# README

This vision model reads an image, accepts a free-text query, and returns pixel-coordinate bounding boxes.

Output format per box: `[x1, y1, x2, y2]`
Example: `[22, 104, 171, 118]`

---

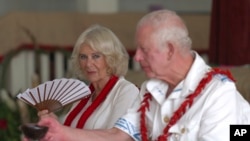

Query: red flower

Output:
[0, 119, 7, 130]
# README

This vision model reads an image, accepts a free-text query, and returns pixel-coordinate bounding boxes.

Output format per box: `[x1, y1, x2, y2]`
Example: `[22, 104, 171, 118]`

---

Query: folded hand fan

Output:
[17, 78, 91, 112]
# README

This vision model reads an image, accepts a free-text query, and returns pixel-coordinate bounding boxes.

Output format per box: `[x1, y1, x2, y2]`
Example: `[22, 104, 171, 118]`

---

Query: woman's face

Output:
[78, 44, 110, 83]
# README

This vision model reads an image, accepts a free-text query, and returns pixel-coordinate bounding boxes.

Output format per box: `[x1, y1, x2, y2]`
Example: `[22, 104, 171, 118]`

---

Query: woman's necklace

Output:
[138, 68, 235, 141]
[91, 90, 98, 101]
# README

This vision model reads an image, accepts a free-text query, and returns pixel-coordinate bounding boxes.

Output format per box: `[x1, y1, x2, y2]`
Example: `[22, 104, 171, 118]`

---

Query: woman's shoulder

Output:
[112, 77, 140, 93]
[117, 76, 138, 87]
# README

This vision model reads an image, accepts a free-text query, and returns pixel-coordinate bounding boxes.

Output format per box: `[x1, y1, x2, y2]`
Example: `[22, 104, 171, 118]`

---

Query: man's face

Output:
[134, 26, 169, 79]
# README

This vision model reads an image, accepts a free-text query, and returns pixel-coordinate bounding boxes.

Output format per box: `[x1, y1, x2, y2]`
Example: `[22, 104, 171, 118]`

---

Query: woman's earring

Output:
[106, 68, 113, 75]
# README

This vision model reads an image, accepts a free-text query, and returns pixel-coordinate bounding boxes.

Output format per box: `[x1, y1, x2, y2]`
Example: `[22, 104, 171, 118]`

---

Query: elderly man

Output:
[36, 9, 250, 141]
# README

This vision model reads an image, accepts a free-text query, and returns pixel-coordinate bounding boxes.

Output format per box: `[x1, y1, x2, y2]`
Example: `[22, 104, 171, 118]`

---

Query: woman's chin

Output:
[86, 76, 97, 82]
[145, 72, 155, 78]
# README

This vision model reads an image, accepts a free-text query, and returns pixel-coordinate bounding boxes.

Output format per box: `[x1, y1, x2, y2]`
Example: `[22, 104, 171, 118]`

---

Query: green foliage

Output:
[0, 100, 21, 141]
[0, 94, 39, 141]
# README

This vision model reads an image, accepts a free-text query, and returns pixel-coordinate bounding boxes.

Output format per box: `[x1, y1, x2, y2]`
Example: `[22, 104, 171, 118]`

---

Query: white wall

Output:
[86, 0, 118, 13]
[0, 0, 211, 16]
[119, 0, 211, 13]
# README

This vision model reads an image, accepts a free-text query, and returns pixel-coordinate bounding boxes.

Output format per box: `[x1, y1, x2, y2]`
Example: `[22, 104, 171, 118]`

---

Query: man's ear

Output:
[166, 42, 174, 60]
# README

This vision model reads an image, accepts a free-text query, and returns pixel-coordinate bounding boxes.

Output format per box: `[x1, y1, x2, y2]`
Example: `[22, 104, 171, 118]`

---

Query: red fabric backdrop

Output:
[209, 0, 250, 66]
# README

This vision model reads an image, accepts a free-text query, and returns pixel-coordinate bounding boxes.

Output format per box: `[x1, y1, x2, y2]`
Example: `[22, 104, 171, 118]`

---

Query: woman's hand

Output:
[38, 109, 58, 120]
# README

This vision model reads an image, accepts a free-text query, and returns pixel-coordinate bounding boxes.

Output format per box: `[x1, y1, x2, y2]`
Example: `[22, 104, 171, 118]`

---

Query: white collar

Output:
[144, 51, 210, 104]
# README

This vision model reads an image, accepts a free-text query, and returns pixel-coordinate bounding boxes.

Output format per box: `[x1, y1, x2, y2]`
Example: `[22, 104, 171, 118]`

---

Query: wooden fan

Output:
[17, 78, 91, 112]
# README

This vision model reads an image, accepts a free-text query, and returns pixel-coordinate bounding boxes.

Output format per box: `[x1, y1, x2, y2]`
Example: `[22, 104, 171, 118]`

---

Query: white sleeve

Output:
[198, 82, 250, 141]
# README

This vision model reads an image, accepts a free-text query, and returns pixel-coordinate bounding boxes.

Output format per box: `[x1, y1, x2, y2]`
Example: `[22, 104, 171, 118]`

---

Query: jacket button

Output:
[181, 128, 186, 134]
[163, 116, 170, 123]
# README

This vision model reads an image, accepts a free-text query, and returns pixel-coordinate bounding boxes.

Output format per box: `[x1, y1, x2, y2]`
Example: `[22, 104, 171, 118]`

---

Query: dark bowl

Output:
[20, 123, 48, 140]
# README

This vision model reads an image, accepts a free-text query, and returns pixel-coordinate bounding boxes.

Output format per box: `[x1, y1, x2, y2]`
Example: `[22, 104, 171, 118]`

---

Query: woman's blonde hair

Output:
[70, 24, 129, 80]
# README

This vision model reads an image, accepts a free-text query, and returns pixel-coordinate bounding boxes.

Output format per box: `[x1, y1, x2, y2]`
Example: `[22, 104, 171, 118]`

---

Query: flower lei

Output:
[138, 68, 235, 141]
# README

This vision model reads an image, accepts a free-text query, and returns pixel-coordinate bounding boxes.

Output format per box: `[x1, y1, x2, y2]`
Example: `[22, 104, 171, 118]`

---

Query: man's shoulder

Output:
[213, 73, 234, 83]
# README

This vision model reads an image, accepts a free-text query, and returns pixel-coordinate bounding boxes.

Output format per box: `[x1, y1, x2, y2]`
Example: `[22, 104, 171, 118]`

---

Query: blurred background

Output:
[0, 0, 211, 14]
[0, 0, 213, 97]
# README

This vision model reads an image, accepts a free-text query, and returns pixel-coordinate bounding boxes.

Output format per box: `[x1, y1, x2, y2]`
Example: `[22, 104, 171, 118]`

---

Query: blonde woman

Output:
[31, 25, 139, 133]
[62, 24, 139, 129]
